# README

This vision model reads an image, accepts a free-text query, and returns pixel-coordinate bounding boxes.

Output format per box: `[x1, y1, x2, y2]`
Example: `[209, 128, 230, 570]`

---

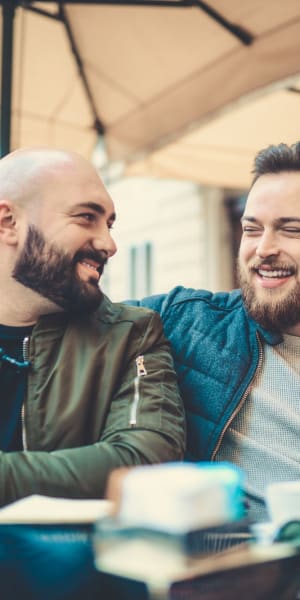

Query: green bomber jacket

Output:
[1, 295, 185, 506]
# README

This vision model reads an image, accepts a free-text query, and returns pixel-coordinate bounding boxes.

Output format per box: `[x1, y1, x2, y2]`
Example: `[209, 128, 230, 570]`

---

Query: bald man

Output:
[0, 147, 185, 506]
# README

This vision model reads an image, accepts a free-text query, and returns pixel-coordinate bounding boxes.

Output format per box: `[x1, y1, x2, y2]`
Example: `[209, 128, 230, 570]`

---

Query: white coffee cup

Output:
[266, 480, 300, 524]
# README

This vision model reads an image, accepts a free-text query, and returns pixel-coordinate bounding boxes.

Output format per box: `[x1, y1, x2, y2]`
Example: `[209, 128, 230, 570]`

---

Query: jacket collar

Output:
[33, 293, 122, 334]
[248, 314, 283, 346]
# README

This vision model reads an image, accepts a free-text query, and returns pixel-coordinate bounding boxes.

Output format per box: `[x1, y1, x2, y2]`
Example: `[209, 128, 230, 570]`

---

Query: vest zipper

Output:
[129, 355, 147, 427]
[211, 332, 264, 461]
[21, 336, 30, 450]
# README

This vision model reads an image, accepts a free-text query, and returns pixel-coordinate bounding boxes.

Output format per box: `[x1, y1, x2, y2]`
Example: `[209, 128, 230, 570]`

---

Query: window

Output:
[129, 242, 153, 299]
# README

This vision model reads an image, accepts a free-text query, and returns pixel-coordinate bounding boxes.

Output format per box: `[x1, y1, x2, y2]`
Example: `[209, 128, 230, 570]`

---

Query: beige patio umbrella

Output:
[1, 0, 300, 189]
[127, 79, 300, 189]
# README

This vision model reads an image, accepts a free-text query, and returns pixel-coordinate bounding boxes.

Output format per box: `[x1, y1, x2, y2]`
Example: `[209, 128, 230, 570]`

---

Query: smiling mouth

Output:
[75, 249, 108, 281]
[255, 267, 294, 279]
[78, 259, 102, 280]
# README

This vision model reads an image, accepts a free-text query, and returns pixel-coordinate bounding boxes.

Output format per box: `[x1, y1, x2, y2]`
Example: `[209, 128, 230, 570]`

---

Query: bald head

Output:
[0, 147, 99, 208]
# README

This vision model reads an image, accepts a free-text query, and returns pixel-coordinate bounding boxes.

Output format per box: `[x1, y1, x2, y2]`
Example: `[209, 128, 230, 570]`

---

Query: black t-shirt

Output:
[0, 324, 33, 451]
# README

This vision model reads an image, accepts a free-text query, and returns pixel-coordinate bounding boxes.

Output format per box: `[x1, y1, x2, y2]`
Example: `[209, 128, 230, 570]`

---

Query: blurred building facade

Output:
[101, 175, 244, 302]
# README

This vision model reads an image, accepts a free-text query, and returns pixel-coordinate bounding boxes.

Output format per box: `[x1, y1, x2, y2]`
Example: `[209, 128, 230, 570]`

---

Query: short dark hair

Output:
[251, 142, 300, 186]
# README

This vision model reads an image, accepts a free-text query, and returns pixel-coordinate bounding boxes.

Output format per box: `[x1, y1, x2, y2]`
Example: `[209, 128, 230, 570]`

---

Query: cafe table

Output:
[93, 518, 300, 600]
[1, 495, 300, 600]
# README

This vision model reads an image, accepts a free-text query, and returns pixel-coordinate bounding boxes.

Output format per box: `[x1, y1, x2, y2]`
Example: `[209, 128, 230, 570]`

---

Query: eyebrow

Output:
[241, 216, 300, 225]
[72, 202, 116, 222]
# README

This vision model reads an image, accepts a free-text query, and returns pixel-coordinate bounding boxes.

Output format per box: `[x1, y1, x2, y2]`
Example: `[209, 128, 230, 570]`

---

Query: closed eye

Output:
[282, 227, 300, 234]
[242, 226, 262, 234]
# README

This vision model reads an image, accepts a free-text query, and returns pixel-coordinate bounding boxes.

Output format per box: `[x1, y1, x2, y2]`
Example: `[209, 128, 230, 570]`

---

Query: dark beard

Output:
[237, 260, 300, 332]
[13, 225, 107, 315]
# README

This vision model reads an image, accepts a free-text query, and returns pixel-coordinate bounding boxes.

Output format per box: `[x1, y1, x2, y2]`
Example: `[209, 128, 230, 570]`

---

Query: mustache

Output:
[73, 249, 108, 274]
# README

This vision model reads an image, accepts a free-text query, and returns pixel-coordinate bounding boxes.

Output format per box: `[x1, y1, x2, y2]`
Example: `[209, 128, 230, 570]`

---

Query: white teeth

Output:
[258, 269, 292, 278]
[81, 261, 98, 271]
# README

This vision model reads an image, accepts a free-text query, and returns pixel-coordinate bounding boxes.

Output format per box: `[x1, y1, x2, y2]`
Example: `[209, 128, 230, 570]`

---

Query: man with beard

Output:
[0, 146, 185, 507]
[129, 141, 300, 525]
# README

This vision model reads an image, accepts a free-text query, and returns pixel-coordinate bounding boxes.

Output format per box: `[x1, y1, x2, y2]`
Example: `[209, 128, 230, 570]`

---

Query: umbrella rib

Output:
[59, 4, 105, 135]
[22, 0, 254, 46]
[190, 0, 254, 46]
[20, 5, 61, 21]
[22, 1, 106, 135]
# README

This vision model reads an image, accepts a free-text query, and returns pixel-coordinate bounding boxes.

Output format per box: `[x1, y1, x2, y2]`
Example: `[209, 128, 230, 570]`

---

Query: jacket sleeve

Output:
[0, 312, 186, 507]
[125, 293, 168, 313]
[124, 286, 187, 315]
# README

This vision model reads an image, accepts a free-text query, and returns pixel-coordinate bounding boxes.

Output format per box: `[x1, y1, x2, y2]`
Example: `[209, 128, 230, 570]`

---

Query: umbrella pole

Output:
[1, 0, 16, 157]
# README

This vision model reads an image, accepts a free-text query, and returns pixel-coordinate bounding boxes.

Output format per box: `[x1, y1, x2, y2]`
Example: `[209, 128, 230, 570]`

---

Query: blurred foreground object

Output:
[266, 481, 300, 526]
[94, 462, 249, 581]
[115, 462, 245, 532]
[94, 463, 300, 600]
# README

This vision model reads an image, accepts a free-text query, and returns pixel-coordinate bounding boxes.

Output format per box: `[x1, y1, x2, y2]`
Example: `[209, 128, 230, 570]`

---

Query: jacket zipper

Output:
[21, 336, 30, 450]
[129, 355, 147, 427]
[211, 332, 264, 461]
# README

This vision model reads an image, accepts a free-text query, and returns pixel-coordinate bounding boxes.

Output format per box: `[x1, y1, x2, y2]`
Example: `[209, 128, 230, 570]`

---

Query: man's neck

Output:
[0, 308, 37, 327]
[0, 278, 63, 326]
[0, 277, 39, 326]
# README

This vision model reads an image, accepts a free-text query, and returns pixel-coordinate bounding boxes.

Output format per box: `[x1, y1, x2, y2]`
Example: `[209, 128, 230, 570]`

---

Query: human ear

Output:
[0, 201, 18, 245]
